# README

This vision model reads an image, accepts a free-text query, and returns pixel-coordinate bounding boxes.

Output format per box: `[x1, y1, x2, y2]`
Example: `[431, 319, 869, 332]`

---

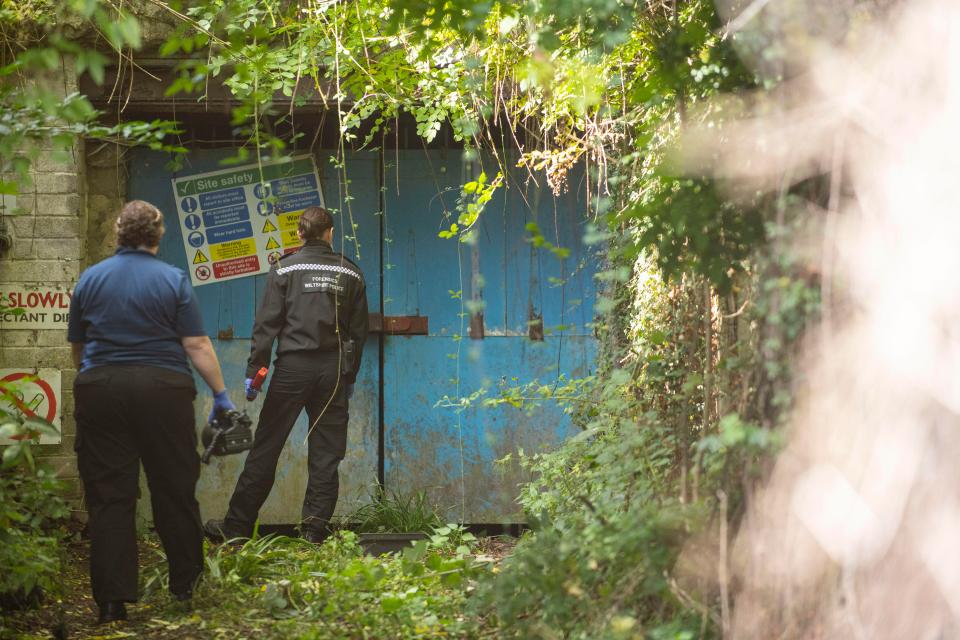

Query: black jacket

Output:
[246, 239, 369, 381]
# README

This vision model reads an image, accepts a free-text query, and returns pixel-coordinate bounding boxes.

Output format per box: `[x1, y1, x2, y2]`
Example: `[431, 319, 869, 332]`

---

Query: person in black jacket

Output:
[205, 206, 368, 543]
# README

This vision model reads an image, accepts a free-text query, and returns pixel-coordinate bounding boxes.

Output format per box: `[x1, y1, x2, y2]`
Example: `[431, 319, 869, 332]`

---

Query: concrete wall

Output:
[0, 139, 86, 503]
[85, 143, 127, 264]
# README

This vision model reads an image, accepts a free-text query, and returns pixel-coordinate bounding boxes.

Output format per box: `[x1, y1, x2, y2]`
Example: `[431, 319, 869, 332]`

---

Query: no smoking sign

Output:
[0, 368, 62, 444]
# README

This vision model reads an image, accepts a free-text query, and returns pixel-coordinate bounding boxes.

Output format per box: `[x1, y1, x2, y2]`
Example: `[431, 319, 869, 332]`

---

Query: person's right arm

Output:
[66, 277, 86, 370]
[175, 273, 235, 418]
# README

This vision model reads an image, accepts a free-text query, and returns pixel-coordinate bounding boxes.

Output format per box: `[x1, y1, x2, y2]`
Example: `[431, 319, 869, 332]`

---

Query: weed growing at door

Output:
[341, 487, 444, 534]
[140, 529, 496, 638]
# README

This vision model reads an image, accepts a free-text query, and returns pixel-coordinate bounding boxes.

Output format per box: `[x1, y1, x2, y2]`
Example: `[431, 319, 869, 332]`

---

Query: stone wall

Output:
[85, 143, 127, 265]
[0, 134, 86, 502]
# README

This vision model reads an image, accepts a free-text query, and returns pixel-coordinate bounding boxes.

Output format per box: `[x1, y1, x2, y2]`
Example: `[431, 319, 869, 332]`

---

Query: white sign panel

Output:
[0, 368, 62, 444]
[0, 285, 73, 329]
[171, 155, 325, 286]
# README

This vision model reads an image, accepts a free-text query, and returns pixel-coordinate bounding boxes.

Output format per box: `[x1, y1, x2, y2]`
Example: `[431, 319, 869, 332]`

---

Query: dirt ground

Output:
[0, 535, 516, 640]
[0, 537, 191, 640]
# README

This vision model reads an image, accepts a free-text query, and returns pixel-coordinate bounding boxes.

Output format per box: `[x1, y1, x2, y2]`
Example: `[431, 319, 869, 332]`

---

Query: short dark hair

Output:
[298, 206, 333, 241]
[116, 200, 164, 248]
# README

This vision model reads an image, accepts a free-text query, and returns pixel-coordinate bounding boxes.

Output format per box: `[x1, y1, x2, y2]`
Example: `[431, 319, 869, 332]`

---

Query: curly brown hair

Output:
[298, 206, 333, 241]
[116, 200, 164, 248]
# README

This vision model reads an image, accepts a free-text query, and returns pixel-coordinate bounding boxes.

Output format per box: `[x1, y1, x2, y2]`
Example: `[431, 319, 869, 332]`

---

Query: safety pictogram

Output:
[188, 231, 206, 248]
[265, 236, 280, 250]
[193, 250, 209, 264]
[195, 265, 211, 281]
[0, 369, 62, 444]
[262, 219, 278, 233]
[180, 196, 198, 213]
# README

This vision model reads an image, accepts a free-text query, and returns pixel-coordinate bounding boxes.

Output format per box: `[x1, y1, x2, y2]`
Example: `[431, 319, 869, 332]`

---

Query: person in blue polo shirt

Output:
[68, 200, 236, 624]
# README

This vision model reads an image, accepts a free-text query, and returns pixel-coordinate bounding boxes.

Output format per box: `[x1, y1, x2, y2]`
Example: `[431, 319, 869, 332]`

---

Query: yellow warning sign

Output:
[278, 212, 302, 231]
[261, 219, 278, 233]
[265, 236, 280, 250]
[281, 229, 304, 248]
[211, 238, 257, 262]
[193, 250, 209, 264]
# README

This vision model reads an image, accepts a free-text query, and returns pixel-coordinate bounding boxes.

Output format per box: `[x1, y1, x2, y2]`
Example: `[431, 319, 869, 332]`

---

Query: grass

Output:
[138, 529, 496, 639]
[2, 489, 503, 639]
[339, 487, 445, 534]
[1, 529, 517, 639]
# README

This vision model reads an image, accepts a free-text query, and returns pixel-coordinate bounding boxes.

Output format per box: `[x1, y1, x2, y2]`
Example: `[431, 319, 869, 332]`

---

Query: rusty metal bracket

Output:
[528, 307, 544, 342]
[469, 311, 485, 340]
[369, 313, 429, 335]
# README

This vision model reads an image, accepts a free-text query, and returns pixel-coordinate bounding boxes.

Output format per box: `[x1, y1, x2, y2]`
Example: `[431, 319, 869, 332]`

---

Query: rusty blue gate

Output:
[127, 146, 596, 525]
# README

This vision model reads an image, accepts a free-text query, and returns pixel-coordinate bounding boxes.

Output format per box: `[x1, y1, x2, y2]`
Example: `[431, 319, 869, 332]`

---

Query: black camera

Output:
[201, 409, 254, 464]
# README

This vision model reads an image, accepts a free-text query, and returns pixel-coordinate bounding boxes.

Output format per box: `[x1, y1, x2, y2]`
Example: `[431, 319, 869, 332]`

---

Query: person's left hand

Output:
[209, 389, 236, 423]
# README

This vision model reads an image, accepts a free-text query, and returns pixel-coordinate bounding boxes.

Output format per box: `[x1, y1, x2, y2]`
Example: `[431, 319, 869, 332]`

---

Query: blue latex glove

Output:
[209, 389, 236, 423]
[244, 377, 259, 401]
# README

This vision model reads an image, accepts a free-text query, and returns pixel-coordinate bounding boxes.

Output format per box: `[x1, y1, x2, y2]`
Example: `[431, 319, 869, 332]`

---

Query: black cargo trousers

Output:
[74, 365, 203, 604]
[223, 351, 349, 537]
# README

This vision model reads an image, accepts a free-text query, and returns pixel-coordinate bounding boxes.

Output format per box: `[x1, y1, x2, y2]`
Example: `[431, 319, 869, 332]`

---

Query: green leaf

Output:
[117, 14, 143, 49]
[381, 595, 404, 613]
[3, 443, 22, 467]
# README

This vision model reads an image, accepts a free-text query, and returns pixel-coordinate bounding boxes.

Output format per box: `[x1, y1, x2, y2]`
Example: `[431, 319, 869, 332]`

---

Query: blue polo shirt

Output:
[67, 248, 206, 374]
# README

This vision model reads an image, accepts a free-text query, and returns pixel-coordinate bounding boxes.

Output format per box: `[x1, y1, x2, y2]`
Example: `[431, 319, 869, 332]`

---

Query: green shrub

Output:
[475, 405, 714, 639]
[0, 413, 69, 609]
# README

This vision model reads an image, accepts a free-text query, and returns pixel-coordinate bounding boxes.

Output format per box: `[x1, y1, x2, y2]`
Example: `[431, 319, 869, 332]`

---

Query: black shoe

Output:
[97, 601, 127, 624]
[301, 529, 330, 544]
[204, 518, 247, 542]
[172, 590, 193, 612]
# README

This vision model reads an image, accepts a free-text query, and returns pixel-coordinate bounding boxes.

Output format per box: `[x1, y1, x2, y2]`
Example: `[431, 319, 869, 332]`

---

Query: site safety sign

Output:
[172, 156, 325, 286]
[0, 368, 62, 445]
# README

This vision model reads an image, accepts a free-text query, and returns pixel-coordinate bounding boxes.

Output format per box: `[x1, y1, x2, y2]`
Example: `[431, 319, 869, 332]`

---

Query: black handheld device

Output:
[201, 409, 254, 464]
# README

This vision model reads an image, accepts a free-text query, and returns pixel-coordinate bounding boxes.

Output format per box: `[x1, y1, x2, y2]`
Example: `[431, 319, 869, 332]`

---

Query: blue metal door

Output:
[128, 146, 596, 526]
[382, 149, 597, 522]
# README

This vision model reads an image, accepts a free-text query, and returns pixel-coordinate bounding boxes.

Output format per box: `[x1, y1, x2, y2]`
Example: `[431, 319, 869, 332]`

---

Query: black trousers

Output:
[74, 365, 203, 604]
[224, 353, 348, 535]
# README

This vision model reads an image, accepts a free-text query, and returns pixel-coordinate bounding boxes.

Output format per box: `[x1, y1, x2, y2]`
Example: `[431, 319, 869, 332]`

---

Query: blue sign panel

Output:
[199, 187, 246, 210]
[184, 214, 202, 230]
[187, 231, 205, 248]
[202, 203, 249, 228]
[274, 191, 322, 214]
[206, 221, 254, 244]
[271, 174, 318, 196]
